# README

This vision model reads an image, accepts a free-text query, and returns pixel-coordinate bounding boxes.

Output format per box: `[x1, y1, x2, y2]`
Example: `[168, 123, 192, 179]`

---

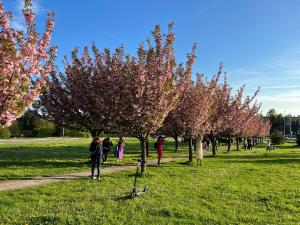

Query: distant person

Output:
[202, 139, 210, 152]
[156, 136, 165, 165]
[247, 138, 252, 150]
[89, 137, 103, 180]
[243, 139, 247, 149]
[117, 137, 125, 161]
[206, 139, 211, 152]
[102, 137, 113, 163]
[203, 140, 208, 152]
[266, 140, 271, 151]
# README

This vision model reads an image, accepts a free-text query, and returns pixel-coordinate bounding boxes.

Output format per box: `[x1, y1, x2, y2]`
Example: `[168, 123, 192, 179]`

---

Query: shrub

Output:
[8, 121, 22, 137]
[64, 129, 91, 138]
[0, 127, 11, 139]
[34, 119, 55, 137]
[270, 130, 284, 145]
[22, 130, 35, 137]
[36, 128, 55, 137]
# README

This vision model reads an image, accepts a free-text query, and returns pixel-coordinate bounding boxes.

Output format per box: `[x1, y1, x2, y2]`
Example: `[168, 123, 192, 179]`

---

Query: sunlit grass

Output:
[0, 140, 299, 224]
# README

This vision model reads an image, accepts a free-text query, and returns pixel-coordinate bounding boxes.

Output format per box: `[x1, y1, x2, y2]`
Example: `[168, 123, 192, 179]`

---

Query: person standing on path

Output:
[102, 137, 113, 163]
[117, 137, 125, 161]
[89, 137, 103, 180]
[156, 136, 165, 165]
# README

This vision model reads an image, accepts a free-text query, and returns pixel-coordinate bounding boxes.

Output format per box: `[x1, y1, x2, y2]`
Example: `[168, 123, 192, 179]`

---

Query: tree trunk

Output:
[140, 137, 147, 175]
[236, 137, 240, 151]
[174, 135, 179, 152]
[212, 135, 217, 156]
[195, 136, 203, 165]
[227, 136, 231, 152]
[146, 138, 149, 157]
[188, 137, 193, 162]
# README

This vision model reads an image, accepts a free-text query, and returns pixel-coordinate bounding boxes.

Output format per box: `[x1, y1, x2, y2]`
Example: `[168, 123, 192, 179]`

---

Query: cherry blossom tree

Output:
[112, 24, 196, 173]
[160, 110, 181, 152]
[208, 68, 232, 156]
[162, 63, 223, 157]
[205, 68, 262, 153]
[219, 86, 257, 152]
[241, 112, 270, 145]
[0, 0, 55, 127]
[163, 71, 219, 164]
[38, 45, 127, 137]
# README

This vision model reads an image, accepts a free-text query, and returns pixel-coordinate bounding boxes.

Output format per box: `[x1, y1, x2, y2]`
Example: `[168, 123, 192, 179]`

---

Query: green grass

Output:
[0, 140, 299, 224]
[0, 137, 187, 181]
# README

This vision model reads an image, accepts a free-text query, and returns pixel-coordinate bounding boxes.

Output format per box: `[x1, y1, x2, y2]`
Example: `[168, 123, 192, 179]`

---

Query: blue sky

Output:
[3, 0, 300, 116]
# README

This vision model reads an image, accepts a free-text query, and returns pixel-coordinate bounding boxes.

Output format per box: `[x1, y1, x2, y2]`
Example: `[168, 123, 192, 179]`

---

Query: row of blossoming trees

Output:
[1, 1, 270, 173]
[38, 24, 270, 172]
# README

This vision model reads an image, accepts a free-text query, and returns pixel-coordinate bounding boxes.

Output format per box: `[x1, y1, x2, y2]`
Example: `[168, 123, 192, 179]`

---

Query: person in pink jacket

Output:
[155, 136, 165, 165]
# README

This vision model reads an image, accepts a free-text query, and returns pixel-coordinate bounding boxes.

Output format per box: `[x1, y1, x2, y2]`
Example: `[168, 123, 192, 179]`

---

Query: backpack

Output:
[154, 141, 158, 149]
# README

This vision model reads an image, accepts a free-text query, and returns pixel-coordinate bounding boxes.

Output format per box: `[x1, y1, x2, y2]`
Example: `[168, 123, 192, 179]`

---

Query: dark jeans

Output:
[91, 156, 101, 178]
[103, 149, 109, 162]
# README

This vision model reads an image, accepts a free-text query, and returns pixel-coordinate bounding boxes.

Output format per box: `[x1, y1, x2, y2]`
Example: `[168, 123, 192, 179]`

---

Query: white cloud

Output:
[10, 0, 43, 31]
[227, 45, 300, 116]
[258, 90, 300, 103]
[15, 0, 42, 14]
[261, 85, 300, 90]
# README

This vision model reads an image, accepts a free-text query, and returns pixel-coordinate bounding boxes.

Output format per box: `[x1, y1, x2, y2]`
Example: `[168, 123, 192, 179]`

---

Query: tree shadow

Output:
[272, 145, 299, 150]
[226, 158, 300, 165]
[0, 160, 88, 169]
[215, 152, 300, 160]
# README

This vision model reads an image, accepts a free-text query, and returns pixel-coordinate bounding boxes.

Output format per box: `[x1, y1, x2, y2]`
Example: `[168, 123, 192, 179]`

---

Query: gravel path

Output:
[0, 157, 183, 192]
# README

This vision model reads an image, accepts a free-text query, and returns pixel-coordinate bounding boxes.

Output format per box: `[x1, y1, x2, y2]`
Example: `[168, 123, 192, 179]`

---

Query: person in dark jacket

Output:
[247, 138, 253, 150]
[89, 136, 103, 180]
[102, 137, 113, 163]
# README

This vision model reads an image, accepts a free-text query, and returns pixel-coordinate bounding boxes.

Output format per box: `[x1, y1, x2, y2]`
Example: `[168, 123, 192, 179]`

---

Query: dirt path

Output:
[0, 157, 184, 192]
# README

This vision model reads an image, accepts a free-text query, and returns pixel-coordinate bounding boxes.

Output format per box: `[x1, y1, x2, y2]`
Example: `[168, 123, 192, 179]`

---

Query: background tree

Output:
[160, 110, 181, 152]
[0, 0, 55, 127]
[208, 70, 231, 156]
[234, 103, 261, 150]
[161, 63, 223, 154]
[270, 130, 284, 145]
[266, 109, 284, 133]
[163, 72, 219, 163]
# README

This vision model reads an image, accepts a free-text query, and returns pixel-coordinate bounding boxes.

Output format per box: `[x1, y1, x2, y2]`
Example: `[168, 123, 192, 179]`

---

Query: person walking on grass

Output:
[266, 140, 271, 151]
[102, 137, 113, 163]
[117, 137, 125, 162]
[156, 136, 165, 165]
[89, 136, 103, 180]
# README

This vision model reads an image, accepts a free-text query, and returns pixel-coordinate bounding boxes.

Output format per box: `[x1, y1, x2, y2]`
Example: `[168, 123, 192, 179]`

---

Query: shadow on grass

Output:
[176, 161, 192, 166]
[272, 145, 300, 150]
[215, 151, 300, 160]
[0, 160, 89, 169]
[114, 190, 150, 202]
[226, 158, 300, 164]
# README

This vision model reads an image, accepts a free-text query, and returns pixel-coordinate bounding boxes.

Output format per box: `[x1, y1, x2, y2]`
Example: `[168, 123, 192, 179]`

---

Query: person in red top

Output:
[156, 136, 165, 165]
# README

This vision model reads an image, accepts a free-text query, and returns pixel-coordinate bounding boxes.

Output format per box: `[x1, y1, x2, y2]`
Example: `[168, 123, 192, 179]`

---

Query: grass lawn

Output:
[0, 137, 187, 181]
[0, 139, 299, 224]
